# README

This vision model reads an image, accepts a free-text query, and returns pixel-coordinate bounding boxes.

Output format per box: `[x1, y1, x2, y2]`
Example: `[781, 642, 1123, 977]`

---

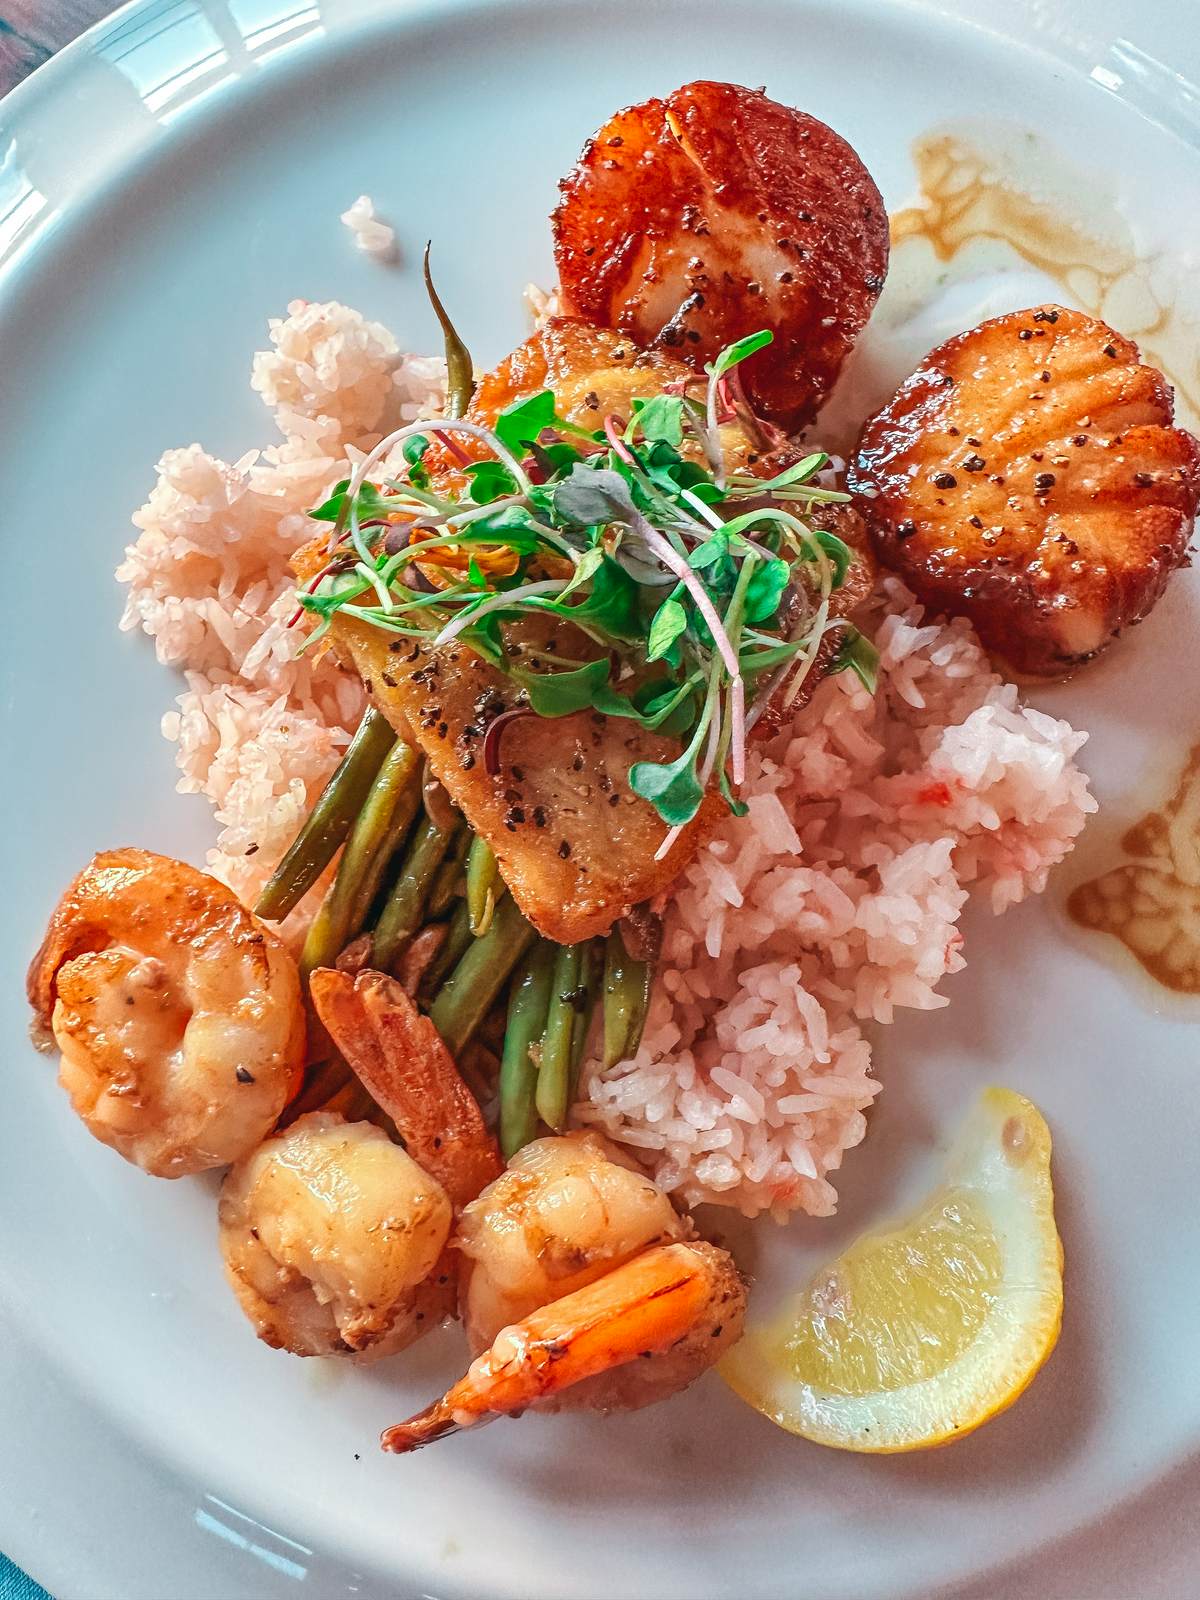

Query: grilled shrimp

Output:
[219, 1112, 455, 1358]
[553, 81, 888, 429]
[27, 848, 304, 1176]
[383, 1240, 746, 1451]
[849, 304, 1200, 675]
[455, 1131, 688, 1346]
[382, 1132, 747, 1448]
[217, 967, 502, 1359]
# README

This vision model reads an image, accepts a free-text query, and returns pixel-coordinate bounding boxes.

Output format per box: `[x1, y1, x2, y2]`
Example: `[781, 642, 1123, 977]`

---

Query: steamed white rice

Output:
[340, 194, 398, 261]
[117, 300, 444, 931]
[117, 300, 1096, 1219]
[576, 581, 1095, 1216]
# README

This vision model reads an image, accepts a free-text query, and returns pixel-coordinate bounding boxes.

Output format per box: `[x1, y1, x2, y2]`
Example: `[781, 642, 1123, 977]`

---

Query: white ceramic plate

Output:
[3, 2, 1200, 1595]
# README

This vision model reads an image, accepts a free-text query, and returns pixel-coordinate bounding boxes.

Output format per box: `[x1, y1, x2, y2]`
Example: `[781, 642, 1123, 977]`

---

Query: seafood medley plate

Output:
[2, 1, 1200, 1596]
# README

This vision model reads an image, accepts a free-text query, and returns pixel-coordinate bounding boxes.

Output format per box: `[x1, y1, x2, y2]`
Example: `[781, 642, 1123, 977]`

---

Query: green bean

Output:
[372, 817, 456, 972]
[534, 942, 583, 1133]
[346, 747, 423, 929]
[428, 859, 461, 918]
[466, 836, 504, 937]
[427, 826, 470, 918]
[423, 243, 475, 419]
[569, 940, 602, 1097]
[499, 943, 555, 1159]
[300, 738, 420, 977]
[422, 902, 473, 997]
[255, 708, 395, 920]
[429, 895, 536, 1057]
[602, 933, 653, 1069]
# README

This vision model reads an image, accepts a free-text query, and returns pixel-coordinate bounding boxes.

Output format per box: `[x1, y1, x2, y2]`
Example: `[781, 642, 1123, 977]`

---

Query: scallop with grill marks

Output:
[848, 304, 1200, 675]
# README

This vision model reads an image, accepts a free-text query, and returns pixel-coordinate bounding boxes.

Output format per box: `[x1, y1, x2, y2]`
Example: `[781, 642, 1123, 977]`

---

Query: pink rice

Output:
[117, 300, 1096, 1219]
[117, 300, 444, 937]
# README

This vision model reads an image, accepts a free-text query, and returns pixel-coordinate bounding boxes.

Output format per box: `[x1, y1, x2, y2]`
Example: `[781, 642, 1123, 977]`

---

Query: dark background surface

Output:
[0, 0, 116, 96]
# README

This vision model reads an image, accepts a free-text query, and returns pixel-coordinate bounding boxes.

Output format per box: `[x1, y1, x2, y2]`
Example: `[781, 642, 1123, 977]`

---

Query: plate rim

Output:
[3, 2, 1200, 1597]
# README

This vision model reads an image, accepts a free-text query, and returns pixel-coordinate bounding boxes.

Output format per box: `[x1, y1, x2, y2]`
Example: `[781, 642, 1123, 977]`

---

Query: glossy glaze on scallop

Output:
[849, 305, 1200, 675]
[553, 81, 888, 431]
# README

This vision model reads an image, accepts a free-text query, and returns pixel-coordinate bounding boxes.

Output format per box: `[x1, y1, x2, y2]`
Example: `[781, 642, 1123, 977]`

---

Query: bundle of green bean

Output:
[255, 714, 652, 1157]
[257, 715, 657, 1140]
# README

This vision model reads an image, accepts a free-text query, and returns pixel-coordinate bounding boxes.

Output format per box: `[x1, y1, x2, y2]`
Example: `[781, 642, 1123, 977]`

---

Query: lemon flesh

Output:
[721, 1088, 1063, 1451]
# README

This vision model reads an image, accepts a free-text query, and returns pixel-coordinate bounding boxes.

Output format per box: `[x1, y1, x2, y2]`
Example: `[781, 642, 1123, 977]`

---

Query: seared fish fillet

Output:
[335, 616, 720, 945]
[328, 323, 734, 944]
[314, 321, 869, 942]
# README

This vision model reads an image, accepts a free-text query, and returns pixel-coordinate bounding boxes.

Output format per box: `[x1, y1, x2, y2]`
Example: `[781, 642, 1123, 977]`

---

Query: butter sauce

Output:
[888, 127, 1200, 427]
[816, 122, 1200, 456]
[1069, 747, 1200, 995]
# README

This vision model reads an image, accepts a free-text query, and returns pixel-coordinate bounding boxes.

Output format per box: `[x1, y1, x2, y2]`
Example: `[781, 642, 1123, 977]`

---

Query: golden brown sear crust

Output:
[848, 304, 1200, 676]
[469, 319, 685, 444]
[424, 317, 777, 482]
[552, 81, 888, 431]
[424, 319, 668, 480]
[334, 615, 723, 945]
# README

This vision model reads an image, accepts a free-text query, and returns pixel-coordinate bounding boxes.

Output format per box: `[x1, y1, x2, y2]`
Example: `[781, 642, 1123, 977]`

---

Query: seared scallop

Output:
[553, 80, 888, 431]
[848, 304, 1200, 676]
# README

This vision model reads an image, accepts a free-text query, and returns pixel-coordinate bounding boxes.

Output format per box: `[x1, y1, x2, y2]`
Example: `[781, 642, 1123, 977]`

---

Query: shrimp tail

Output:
[309, 967, 501, 1208]
[380, 1403, 470, 1453]
[381, 1242, 732, 1453]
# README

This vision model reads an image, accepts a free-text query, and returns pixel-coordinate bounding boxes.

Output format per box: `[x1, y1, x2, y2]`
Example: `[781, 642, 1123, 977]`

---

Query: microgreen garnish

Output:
[711, 328, 775, 379]
[833, 626, 881, 694]
[294, 329, 872, 833]
[495, 390, 560, 456]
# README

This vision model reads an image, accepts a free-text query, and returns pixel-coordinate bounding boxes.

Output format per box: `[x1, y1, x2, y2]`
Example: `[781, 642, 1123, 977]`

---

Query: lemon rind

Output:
[720, 1087, 1064, 1453]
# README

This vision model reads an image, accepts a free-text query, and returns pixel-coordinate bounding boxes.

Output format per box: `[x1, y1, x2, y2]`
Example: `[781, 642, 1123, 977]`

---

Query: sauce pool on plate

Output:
[1068, 744, 1200, 994]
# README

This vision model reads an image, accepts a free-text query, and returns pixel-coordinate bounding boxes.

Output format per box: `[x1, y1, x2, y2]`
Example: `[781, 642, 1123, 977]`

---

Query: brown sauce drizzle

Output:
[889, 132, 1200, 425]
[1068, 745, 1200, 994]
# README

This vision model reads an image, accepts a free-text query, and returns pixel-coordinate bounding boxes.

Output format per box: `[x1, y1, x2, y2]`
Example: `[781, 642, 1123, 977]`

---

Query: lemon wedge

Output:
[721, 1087, 1063, 1451]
